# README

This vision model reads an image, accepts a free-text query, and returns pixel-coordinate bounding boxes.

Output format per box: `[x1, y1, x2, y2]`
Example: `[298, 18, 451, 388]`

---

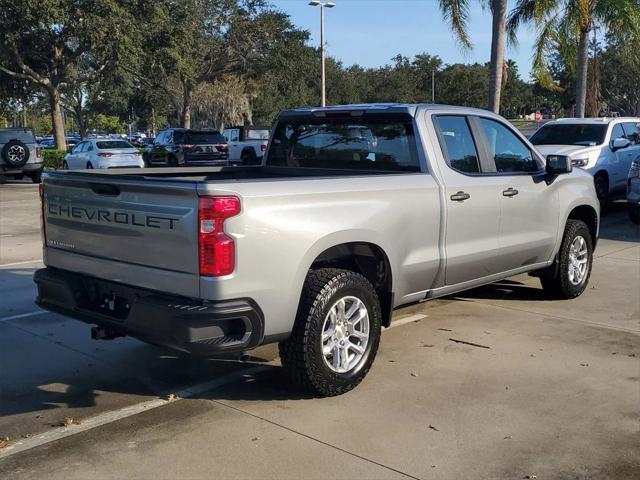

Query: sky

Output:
[271, 0, 538, 80]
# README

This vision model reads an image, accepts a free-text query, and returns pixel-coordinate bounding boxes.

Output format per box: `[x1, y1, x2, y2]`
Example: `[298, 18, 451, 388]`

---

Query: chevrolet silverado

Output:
[34, 104, 600, 396]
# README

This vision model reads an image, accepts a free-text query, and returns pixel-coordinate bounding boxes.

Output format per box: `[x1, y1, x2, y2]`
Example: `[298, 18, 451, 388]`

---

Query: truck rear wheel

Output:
[540, 219, 593, 299]
[279, 268, 382, 397]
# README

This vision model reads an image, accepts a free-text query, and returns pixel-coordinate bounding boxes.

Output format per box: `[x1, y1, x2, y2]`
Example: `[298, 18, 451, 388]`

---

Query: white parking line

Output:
[385, 313, 428, 330]
[0, 365, 269, 459]
[0, 307, 428, 457]
[0, 310, 47, 323]
[0, 258, 43, 268]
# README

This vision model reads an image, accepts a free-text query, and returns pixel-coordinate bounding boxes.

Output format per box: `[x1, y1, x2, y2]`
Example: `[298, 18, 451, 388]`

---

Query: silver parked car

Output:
[63, 139, 144, 170]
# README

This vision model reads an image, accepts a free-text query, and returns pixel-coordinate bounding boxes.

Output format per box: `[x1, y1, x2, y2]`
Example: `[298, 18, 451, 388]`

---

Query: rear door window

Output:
[245, 129, 270, 140]
[96, 141, 134, 149]
[434, 116, 480, 174]
[0, 129, 35, 144]
[182, 131, 226, 144]
[268, 114, 420, 172]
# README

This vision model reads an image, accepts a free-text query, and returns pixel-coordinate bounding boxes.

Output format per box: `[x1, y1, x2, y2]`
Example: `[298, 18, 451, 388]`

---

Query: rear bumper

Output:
[34, 267, 264, 355]
[1, 161, 43, 174]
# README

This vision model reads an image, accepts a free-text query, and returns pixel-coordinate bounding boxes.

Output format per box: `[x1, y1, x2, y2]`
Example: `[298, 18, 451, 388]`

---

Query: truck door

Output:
[610, 123, 629, 190]
[620, 122, 640, 186]
[224, 128, 241, 161]
[432, 115, 504, 285]
[474, 117, 558, 272]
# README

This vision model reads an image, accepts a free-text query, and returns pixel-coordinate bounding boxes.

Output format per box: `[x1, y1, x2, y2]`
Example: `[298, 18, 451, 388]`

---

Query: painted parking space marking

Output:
[385, 313, 428, 330]
[0, 258, 43, 268]
[0, 365, 269, 459]
[0, 310, 47, 323]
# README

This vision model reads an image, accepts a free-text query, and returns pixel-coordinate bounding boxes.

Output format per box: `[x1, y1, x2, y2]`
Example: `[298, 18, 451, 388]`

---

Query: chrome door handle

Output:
[502, 187, 519, 197]
[450, 191, 471, 202]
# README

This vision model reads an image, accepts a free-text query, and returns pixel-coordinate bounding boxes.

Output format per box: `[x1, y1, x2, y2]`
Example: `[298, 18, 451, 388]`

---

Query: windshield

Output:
[267, 114, 420, 172]
[530, 124, 607, 146]
[96, 141, 134, 149]
[177, 131, 226, 144]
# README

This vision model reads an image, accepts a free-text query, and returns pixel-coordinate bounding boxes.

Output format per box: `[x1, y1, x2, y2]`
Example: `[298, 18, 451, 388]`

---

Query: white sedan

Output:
[62, 139, 144, 169]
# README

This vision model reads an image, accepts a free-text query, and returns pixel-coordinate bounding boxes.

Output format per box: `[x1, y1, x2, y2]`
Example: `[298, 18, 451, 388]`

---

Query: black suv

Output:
[0, 128, 43, 183]
[143, 129, 228, 167]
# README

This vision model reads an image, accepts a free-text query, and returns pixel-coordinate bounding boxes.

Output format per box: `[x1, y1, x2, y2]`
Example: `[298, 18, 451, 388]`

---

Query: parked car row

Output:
[6, 115, 639, 226]
[530, 117, 640, 205]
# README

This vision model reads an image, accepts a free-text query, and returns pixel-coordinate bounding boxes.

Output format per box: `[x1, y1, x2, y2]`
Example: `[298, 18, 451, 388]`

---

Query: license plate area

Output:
[79, 278, 134, 321]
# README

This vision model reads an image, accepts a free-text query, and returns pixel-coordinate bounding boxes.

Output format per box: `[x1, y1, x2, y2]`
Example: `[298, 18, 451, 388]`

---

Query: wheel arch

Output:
[309, 242, 394, 328]
[593, 169, 609, 193]
[567, 204, 599, 248]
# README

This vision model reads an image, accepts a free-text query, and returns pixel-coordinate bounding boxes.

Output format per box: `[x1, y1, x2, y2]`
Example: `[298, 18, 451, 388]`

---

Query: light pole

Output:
[309, 1, 335, 107]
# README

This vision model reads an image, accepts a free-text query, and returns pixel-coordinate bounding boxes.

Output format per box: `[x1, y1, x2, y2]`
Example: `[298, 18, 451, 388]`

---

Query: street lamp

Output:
[309, 1, 335, 107]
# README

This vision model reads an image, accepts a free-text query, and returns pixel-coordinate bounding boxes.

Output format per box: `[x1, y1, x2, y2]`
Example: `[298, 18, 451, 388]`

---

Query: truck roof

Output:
[281, 103, 501, 118]
[545, 117, 640, 125]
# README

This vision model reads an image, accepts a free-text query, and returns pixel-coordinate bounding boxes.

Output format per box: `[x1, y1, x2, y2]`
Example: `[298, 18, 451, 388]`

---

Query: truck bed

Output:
[50, 165, 406, 183]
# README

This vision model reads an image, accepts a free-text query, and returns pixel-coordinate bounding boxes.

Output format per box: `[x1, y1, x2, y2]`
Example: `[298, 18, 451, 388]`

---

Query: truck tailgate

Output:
[42, 172, 200, 297]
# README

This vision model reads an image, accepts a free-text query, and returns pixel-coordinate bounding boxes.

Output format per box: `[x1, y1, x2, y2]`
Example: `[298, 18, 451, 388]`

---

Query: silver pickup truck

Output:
[35, 104, 599, 396]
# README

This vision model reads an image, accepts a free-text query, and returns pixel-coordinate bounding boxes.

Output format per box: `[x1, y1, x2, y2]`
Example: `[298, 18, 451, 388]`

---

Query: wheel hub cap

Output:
[568, 235, 588, 286]
[321, 296, 370, 374]
[8, 145, 25, 162]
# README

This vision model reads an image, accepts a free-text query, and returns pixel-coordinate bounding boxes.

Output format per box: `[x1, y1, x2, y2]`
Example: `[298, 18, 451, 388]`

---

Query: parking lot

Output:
[0, 180, 638, 479]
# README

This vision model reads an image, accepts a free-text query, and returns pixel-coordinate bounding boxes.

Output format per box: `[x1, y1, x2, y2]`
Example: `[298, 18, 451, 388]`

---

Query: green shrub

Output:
[42, 149, 67, 170]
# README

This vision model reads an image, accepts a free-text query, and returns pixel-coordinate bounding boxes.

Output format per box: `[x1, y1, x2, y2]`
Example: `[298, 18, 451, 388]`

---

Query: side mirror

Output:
[611, 137, 631, 151]
[546, 154, 572, 175]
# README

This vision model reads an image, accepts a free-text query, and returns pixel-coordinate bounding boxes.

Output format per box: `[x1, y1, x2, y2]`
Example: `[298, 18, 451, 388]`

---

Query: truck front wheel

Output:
[540, 219, 593, 299]
[279, 268, 382, 397]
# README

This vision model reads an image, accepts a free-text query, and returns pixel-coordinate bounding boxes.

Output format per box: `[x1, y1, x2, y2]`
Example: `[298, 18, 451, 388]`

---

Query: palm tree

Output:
[507, 0, 640, 118]
[439, 0, 509, 114]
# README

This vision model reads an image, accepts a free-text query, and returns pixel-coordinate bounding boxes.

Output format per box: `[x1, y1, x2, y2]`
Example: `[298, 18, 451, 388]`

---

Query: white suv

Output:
[531, 118, 640, 203]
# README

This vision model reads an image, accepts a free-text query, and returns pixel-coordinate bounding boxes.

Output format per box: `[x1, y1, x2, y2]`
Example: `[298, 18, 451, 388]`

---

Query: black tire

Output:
[540, 219, 593, 299]
[62, 160, 69, 170]
[240, 149, 256, 165]
[0, 175, 6, 185]
[629, 204, 640, 224]
[594, 173, 608, 207]
[86, 162, 93, 169]
[30, 169, 42, 184]
[1, 139, 30, 168]
[279, 268, 382, 397]
[13, 173, 24, 180]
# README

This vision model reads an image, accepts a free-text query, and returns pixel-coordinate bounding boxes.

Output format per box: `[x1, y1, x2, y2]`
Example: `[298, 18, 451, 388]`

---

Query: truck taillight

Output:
[39, 183, 46, 244]
[198, 196, 240, 276]
[36, 146, 42, 158]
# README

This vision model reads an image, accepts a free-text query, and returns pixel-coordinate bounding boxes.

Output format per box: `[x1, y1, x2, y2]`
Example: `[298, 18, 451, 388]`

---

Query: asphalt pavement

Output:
[0, 179, 638, 479]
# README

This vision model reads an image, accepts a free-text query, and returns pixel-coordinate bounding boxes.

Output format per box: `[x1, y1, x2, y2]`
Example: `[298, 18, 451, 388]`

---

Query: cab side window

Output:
[155, 131, 167, 145]
[622, 122, 640, 145]
[225, 129, 240, 142]
[434, 116, 480, 174]
[611, 124, 626, 141]
[477, 118, 540, 173]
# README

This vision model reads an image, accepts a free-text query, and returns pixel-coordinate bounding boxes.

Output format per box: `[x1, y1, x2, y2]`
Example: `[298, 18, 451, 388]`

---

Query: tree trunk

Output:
[181, 80, 191, 129]
[487, 0, 507, 114]
[575, 29, 590, 118]
[48, 86, 66, 150]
